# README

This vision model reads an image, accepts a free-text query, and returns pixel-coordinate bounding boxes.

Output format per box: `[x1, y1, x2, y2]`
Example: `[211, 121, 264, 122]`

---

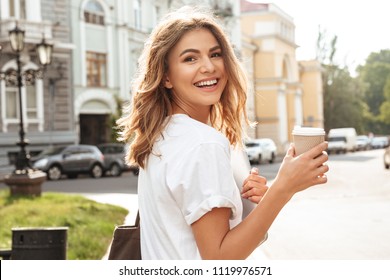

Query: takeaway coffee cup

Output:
[292, 126, 325, 155]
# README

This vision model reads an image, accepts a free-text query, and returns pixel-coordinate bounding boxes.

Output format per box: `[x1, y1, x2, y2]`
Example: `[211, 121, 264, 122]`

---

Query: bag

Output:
[108, 212, 141, 260]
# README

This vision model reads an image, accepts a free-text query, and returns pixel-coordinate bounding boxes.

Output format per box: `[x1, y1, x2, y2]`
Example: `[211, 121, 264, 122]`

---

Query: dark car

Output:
[31, 144, 105, 180]
[97, 143, 139, 176]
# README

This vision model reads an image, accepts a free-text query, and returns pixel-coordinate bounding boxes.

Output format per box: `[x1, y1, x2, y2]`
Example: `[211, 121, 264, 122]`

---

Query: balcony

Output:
[0, 19, 53, 47]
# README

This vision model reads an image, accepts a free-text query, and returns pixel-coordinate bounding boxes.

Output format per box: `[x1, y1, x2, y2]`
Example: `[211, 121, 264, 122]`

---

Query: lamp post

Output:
[2, 25, 53, 196]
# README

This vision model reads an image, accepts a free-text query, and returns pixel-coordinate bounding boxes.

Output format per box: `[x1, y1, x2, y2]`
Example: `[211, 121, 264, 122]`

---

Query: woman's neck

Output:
[172, 104, 210, 124]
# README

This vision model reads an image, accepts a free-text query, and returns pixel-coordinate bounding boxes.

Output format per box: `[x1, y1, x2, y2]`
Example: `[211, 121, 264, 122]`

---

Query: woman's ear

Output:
[164, 76, 173, 89]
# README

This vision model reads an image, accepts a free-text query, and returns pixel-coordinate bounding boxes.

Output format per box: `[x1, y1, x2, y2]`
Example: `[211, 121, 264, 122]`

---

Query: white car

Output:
[356, 135, 371, 151]
[370, 136, 389, 149]
[245, 138, 277, 164]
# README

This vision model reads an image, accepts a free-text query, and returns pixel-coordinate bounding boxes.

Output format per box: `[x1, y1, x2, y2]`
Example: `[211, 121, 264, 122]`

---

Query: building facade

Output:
[0, 0, 240, 166]
[70, 0, 168, 145]
[240, 1, 324, 152]
[71, 0, 240, 145]
[0, 0, 75, 166]
[0, 0, 322, 165]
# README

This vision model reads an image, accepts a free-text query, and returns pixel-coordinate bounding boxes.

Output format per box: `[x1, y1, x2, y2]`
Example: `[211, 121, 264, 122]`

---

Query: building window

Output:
[153, 5, 161, 27]
[84, 0, 105, 25]
[9, 0, 15, 17]
[5, 87, 18, 119]
[86, 52, 107, 87]
[26, 84, 37, 119]
[8, 0, 26, 19]
[134, 0, 142, 29]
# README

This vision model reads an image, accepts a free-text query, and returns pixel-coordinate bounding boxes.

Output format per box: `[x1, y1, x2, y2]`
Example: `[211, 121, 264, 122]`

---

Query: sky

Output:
[257, 0, 390, 74]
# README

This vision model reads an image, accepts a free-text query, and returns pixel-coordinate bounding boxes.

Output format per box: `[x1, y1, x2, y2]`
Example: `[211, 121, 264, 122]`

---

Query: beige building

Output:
[240, 1, 324, 152]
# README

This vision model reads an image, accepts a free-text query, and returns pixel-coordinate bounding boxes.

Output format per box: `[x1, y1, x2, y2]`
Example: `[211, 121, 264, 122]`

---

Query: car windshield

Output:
[329, 137, 347, 142]
[39, 146, 67, 156]
[98, 144, 124, 154]
[245, 143, 260, 148]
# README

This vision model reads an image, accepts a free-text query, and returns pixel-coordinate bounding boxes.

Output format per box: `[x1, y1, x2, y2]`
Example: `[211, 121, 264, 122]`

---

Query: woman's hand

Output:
[241, 167, 269, 203]
[273, 142, 329, 198]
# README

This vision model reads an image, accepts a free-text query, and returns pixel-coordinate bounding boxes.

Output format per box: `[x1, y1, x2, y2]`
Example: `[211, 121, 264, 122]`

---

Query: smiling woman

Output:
[116, 5, 329, 260]
[164, 28, 227, 119]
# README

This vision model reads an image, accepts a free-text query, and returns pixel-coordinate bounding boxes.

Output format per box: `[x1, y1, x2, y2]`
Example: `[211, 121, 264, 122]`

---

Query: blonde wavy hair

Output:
[117, 6, 251, 169]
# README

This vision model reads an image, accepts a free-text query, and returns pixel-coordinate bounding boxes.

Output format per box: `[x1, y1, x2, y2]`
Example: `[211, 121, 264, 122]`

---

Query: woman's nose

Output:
[200, 57, 216, 73]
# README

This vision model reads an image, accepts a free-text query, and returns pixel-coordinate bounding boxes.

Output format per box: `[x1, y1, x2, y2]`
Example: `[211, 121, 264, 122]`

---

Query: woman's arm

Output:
[191, 142, 329, 259]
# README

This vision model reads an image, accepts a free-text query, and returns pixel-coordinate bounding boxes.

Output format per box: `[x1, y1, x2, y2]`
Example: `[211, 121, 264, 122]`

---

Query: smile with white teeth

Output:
[194, 79, 218, 87]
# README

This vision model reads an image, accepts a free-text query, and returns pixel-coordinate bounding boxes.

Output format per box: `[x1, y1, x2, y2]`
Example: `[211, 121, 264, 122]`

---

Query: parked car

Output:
[384, 147, 390, 169]
[31, 144, 105, 180]
[97, 143, 139, 176]
[245, 138, 277, 164]
[356, 135, 371, 151]
[370, 136, 389, 149]
[327, 127, 357, 154]
[327, 136, 347, 154]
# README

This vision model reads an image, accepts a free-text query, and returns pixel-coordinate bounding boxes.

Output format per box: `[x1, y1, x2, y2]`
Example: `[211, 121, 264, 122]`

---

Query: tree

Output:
[357, 49, 390, 134]
[108, 96, 124, 143]
[380, 76, 390, 125]
[323, 65, 365, 133]
[316, 27, 365, 133]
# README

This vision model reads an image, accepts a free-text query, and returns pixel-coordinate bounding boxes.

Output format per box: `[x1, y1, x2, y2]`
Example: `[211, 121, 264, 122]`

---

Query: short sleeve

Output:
[167, 143, 240, 225]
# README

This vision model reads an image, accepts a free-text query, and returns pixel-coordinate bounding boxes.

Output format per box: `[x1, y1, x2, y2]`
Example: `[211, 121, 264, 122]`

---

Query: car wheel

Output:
[47, 165, 62, 181]
[257, 154, 262, 164]
[269, 152, 275, 164]
[90, 164, 103, 178]
[109, 163, 122, 177]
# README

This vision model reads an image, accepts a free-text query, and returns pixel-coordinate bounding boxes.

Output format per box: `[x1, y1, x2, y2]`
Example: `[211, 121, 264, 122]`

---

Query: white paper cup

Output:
[292, 126, 325, 155]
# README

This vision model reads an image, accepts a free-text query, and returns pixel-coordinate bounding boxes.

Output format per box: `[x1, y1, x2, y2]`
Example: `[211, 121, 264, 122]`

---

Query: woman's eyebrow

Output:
[179, 49, 199, 57]
[179, 45, 221, 57]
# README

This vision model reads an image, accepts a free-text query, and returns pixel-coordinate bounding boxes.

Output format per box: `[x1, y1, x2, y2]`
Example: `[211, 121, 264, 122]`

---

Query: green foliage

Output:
[108, 95, 125, 143]
[0, 190, 128, 260]
[323, 65, 365, 133]
[357, 49, 390, 134]
[381, 77, 390, 125]
[380, 101, 390, 124]
[358, 61, 390, 115]
[317, 25, 390, 135]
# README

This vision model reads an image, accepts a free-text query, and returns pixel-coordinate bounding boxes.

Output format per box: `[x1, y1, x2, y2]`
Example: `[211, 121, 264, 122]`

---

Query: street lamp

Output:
[8, 25, 53, 173]
[1, 25, 53, 196]
[36, 38, 53, 66]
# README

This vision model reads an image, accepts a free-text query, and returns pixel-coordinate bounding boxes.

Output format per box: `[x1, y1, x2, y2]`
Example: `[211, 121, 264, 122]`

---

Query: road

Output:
[259, 148, 390, 260]
[1, 148, 389, 259]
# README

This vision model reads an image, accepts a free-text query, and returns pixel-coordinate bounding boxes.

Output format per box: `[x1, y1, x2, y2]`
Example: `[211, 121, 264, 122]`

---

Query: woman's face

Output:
[165, 28, 227, 116]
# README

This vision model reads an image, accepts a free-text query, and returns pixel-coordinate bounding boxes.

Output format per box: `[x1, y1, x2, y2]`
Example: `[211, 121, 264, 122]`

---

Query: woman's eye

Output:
[183, 56, 196, 62]
[211, 52, 222, 58]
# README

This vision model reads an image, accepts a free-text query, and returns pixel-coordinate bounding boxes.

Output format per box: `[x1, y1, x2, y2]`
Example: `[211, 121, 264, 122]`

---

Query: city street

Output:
[1, 148, 389, 259]
[260, 148, 390, 260]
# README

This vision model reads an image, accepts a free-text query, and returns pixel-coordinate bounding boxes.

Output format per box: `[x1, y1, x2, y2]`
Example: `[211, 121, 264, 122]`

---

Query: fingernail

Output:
[250, 167, 258, 174]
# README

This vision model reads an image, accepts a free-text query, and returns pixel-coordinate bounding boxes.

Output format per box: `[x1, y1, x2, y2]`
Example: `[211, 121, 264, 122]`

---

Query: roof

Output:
[241, 0, 269, 13]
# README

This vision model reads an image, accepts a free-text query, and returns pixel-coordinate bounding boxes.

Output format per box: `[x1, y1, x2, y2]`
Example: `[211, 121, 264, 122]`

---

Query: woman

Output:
[117, 6, 329, 260]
